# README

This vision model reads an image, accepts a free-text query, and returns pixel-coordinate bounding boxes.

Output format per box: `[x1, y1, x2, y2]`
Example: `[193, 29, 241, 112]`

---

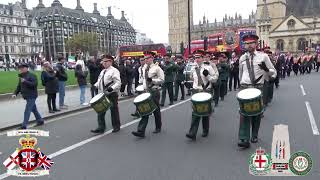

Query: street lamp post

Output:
[187, 0, 191, 55]
[107, 19, 112, 55]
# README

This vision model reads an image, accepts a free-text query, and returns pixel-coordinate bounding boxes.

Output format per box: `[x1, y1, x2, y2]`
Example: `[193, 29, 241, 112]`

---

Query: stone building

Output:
[256, 0, 320, 53]
[168, 0, 256, 53]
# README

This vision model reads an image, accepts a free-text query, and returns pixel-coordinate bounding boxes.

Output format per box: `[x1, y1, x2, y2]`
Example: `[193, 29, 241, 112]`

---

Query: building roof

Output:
[286, 0, 320, 17]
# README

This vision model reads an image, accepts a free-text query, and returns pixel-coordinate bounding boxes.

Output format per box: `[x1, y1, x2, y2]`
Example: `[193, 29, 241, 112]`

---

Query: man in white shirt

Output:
[186, 50, 219, 141]
[238, 34, 276, 148]
[91, 55, 121, 134]
[132, 51, 165, 138]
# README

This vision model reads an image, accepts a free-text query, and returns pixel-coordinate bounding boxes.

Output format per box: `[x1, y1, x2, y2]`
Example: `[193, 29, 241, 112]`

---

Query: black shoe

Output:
[160, 104, 164, 107]
[132, 131, 145, 138]
[53, 109, 61, 112]
[152, 129, 161, 134]
[34, 121, 44, 127]
[181, 97, 185, 100]
[237, 140, 250, 148]
[131, 113, 139, 117]
[18, 126, 27, 130]
[251, 137, 258, 143]
[186, 134, 196, 140]
[91, 129, 105, 134]
[169, 102, 174, 105]
[202, 132, 208, 137]
[173, 99, 178, 102]
[49, 110, 55, 113]
[112, 128, 120, 133]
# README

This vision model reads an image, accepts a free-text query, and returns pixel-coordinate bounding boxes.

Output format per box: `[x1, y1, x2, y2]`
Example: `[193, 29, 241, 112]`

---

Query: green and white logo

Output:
[289, 151, 313, 176]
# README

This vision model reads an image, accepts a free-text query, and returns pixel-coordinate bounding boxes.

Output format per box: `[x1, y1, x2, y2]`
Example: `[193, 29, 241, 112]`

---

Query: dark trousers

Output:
[137, 90, 161, 133]
[287, 70, 291, 77]
[268, 81, 274, 103]
[220, 80, 227, 100]
[135, 76, 140, 89]
[229, 72, 239, 91]
[23, 98, 43, 128]
[306, 66, 312, 74]
[188, 115, 209, 136]
[174, 81, 185, 100]
[299, 66, 305, 75]
[127, 79, 133, 95]
[263, 81, 274, 106]
[161, 82, 174, 105]
[274, 73, 280, 88]
[294, 70, 299, 76]
[281, 69, 286, 79]
[238, 114, 261, 141]
[96, 92, 121, 130]
[120, 82, 127, 93]
[47, 93, 57, 111]
[213, 83, 220, 106]
[316, 63, 320, 72]
[90, 85, 98, 98]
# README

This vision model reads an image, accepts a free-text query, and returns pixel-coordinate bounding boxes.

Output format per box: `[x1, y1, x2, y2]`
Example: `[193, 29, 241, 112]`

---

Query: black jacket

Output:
[55, 62, 68, 81]
[125, 64, 135, 81]
[75, 66, 88, 86]
[41, 70, 58, 94]
[14, 71, 38, 99]
[87, 60, 102, 85]
[118, 64, 127, 84]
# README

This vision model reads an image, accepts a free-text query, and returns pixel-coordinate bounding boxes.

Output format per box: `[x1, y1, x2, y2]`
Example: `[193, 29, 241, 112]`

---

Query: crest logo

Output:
[2, 130, 54, 177]
[289, 151, 313, 176]
[249, 147, 272, 176]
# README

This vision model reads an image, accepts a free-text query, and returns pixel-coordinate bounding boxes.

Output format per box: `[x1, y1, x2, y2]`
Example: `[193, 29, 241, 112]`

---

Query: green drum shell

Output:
[191, 98, 213, 117]
[237, 95, 264, 117]
[90, 94, 112, 113]
[134, 94, 157, 117]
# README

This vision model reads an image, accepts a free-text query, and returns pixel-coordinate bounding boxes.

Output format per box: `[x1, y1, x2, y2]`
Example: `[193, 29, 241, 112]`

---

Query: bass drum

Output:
[133, 93, 157, 117]
[191, 92, 213, 117]
[89, 93, 112, 113]
[237, 88, 264, 116]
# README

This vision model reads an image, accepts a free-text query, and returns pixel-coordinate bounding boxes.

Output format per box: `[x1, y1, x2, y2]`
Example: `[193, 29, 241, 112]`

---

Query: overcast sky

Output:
[2, 0, 257, 43]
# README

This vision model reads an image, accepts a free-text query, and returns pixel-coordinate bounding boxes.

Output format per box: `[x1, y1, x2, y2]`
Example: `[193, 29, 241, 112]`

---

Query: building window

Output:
[11, 46, 14, 53]
[21, 37, 24, 43]
[297, 38, 308, 51]
[287, 19, 296, 30]
[276, 39, 285, 51]
[0, 46, 2, 53]
[10, 36, 13, 43]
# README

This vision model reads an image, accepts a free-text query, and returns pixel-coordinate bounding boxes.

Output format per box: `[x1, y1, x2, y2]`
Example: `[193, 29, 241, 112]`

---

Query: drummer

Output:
[132, 51, 164, 138]
[186, 50, 219, 140]
[91, 55, 122, 134]
[131, 58, 146, 118]
[237, 34, 276, 148]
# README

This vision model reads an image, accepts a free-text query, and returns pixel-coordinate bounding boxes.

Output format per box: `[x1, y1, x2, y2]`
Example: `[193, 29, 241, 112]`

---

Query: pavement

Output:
[0, 72, 320, 179]
[0, 86, 134, 131]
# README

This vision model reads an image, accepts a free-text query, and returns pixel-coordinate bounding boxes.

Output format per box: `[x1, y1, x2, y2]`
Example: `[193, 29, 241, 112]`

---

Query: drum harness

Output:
[101, 70, 114, 95]
[243, 54, 263, 89]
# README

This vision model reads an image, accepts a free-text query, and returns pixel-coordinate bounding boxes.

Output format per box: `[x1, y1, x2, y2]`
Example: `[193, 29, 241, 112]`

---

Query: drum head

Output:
[90, 93, 105, 104]
[136, 85, 144, 92]
[237, 88, 261, 100]
[191, 92, 212, 102]
[134, 93, 151, 103]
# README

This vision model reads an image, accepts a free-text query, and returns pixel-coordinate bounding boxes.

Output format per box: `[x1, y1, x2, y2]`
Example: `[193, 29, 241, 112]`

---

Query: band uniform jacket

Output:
[192, 63, 219, 90]
[140, 63, 165, 90]
[239, 51, 276, 85]
[94, 66, 121, 93]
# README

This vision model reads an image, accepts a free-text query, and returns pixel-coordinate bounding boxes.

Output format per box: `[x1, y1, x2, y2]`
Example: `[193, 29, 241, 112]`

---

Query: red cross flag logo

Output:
[2, 130, 54, 177]
[249, 147, 272, 176]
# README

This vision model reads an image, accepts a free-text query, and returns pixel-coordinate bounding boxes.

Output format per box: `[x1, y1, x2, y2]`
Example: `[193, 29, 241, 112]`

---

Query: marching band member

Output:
[91, 55, 121, 134]
[131, 58, 145, 118]
[132, 51, 164, 138]
[174, 55, 186, 101]
[186, 50, 219, 140]
[237, 34, 276, 148]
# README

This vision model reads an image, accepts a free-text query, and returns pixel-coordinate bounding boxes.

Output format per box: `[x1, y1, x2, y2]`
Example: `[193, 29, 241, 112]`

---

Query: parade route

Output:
[0, 73, 320, 180]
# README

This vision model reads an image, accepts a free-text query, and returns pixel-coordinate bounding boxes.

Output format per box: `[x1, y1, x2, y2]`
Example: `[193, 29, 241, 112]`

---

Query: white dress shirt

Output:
[94, 66, 121, 92]
[192, 63, 219, 90]
[239, 51, 276, 85]
[140, 63, 164, 90]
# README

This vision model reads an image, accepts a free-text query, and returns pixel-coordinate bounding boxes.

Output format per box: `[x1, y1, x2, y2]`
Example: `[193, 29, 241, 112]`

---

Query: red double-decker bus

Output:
[118, 44, 167, 57]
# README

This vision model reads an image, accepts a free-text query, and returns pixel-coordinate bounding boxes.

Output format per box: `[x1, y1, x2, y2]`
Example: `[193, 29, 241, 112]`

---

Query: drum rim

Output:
[134, 92, 151, 103]
[191, 92, 212, 101]
[135, 85, 144, 92]
[237, 88, 261, 100]
[89, 93, 105, 104]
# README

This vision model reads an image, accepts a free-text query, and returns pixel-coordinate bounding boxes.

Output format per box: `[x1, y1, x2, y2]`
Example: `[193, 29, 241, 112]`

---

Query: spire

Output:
[36, 0, 45, 9]
[93, 3, 100, 15]
[51, 0, 62, 7]
[107, 6, 114, 19]
[21, 0, 27, 9]
[203, 14, 206, 24]
[120, 11, 127, 21]
[76, 0, 84, 11]
[260, 0, 271, 21]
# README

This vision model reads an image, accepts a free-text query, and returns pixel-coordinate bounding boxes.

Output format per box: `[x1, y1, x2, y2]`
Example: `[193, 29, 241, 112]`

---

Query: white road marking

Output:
[305, 101, 320, 135]
[0, 97, 136, 136]
[300, 84, 306, 96]
[0, 98, 190, 179]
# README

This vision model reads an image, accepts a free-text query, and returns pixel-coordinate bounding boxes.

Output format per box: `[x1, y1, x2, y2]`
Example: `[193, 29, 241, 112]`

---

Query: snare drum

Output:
[135, 85, 145, 94]
[191, 92, 213, 117]
[89, 93, 112, 113]
[237, 88, 264, 116]
[133, 93, 157, 116]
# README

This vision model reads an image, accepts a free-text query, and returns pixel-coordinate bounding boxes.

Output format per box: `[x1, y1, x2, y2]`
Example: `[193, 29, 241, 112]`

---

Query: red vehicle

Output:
[183, 40, 204, 58]
[119, 44, 167, 57]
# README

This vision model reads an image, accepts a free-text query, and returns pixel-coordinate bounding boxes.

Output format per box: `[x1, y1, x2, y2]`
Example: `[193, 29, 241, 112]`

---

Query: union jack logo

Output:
[19, 149, 38, 171]
[37, 151, 54, 170]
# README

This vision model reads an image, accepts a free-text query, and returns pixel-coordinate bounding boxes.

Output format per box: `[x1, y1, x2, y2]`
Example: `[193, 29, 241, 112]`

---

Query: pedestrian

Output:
[118, 60, 127, 97]
[185, 50, 219, 140]
[237, 34, 276, 149]
[87, 57, 102, 98]
[55, 56, 68, 109]
[75, 64, 88, 106]
[12, 63, 44, 129]
[160, 54, 176, 106]
[132, 51, 164, 138]
[174, 55, 185, 101]
[229, 52, 240, 91]
[210, 56, 220, 107]
[91, 55, 121, 134]
[125, 60, 134, 96]
[41, 62, 59, 113]
[131, 58, 146, 118]
[133, 58, 141, 91]
[216, 52, 229, 101]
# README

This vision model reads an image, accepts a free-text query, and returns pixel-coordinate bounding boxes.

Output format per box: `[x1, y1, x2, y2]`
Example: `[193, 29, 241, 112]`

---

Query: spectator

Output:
[125, 60, 134, 96]
[41, 62, 60, 113]
[87, 57, 102, 98]
[55, 56, 68, 109]
[118, 60, 127, 96]
[13, 63, 44, 129]
[75, 64, 88, 106]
